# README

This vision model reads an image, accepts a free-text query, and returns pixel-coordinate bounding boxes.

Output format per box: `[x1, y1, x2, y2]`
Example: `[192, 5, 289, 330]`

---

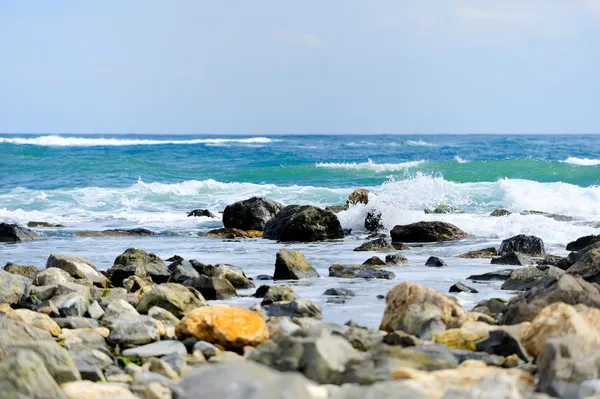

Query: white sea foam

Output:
[405, 140, 437, 147]
[454, 156, 469, 163]
[560, 157, 600, 166]
[315, 159, 425, 172]
[0, 135, 277, 147]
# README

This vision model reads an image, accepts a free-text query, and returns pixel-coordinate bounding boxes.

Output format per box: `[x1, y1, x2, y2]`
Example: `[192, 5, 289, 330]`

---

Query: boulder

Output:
[274, 249, 319, 280]
[354, 236, 409, 252]
[214, 264, 255, 288]
[425, 256, 446, 267]
[457, 248, 497, 259]
[424, 205, 463, 214]
[105, 314, 162, 347]
[329, 264, 396, 279]
[74, 228, 155, 237]
[263, 205, 344, 242]
[0, 223, 40, 242]
[324, 288, 356, 296]
[380, 282, 469, 335]
[176, 305, 269, 349]
[5, 341, 81, 383]
[475, 329, 530, 362]
[467, 270, 512, 282]
[223, 196, 283, 231]
[567, 248, 600, 284]
[490, 209, 512, 217]
[108, 248, 170, 286]
[347, 188, 370, 207]
[263, 299, 323, 319]
[6, 309, 61, 336]
[3, 262, 39, 279]
[433, 323, 492, 351]
[205, 228, 263, 238]
[0, 349, 65, 399]
[390, 221, 467, 243]
[449, 283, 478, 294]
[122, 340, 187, 358]
[259, 285, 297, 304]
[501, 266, 564, 291]
[0, 317, 54, 342]
[491, 252, 534, 266]
[168, 259, 200, 284]
[500, 274, 600, 325]
[0, 269, 30, 304]
[46, 254, 107, 287]
[362, 256, 386, 266]
[365, 210, 384, 232]
[61, 381, 138, 399]
[34, 267, 73, 286]
[192, 275, 237, 300]
[186, 209, 216, 218]
[386, 253, 409, 264]
[567, 234, 600, 252]
[498, 234, 545, 257]
[137, 283, 206, 318]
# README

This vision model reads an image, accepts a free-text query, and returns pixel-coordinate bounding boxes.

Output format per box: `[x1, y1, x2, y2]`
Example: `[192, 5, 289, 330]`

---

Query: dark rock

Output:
[457, 247, 497, 259]
[189, 260, 216, 276]
[223, 196, 283, 231]
[567, 247, 600, 284]
[450, 350, 505, 367]
[498, 234, 545, 257]
[108, 248, 170, 287]
[274, 249, 319, 280]
[327, 297, 346, 304]
[362, 256, 386, 266]
[501, 265, 564, 291]
[500, 274, 600, 324]
[75, 228, 155, 237]
[418, 317, 446, 340]
[354, 236, 409, 252]
[325, 205, 346, 213]
[186, 209, 216, 218]
[425, 256, 446, 267]
[376, 295, 385, 300]
[364, 211, 384, 232]
[168, 259, 200, 284]
[254, 285, 271, 298]
[263, 205, 344, 242]
[490, 209, 511, 217]
[383, 331, 422, 347]
[475, 329, 530, 361]
[471, 298, 508, 317]
[467, 269, 512, 281]
[323, 288, 356, 296]
[192, 275, 236, 300]
[567, 234, 600, 251]
[260, 285, 296, 304]
[491, 252, 535, 266]
[449, 282, 478, 293]
[256, 274, 273, 280]
[27, 221, 64, 228]
[54, 317, 99, 329]
[424, 205, 463, 214]
[0, 223, 40, 242]
[329, 264, 395, 279]
[205, 228, 263, 238]
[3, 262, 39, 279]
[385, 254, 408, 264]
[263, 299, 322, 319]
[390, 221, 467, 242]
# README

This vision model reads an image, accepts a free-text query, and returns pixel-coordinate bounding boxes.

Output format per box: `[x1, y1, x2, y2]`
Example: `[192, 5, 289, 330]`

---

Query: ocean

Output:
[1, 133, 600, 327]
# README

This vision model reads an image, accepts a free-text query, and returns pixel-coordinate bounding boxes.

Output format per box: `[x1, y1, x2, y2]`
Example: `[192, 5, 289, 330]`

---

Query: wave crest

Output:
[315, 159, 425, 172]
[560, 157, 600, 166]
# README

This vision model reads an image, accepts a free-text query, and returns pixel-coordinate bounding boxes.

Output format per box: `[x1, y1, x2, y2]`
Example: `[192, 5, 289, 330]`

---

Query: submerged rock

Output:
[362, 256, 386, 266]
[329, 264, 395, 279]
[457, 247, 497, 259]
[108, 248, 170, 286]
[205, 227, 263, 238]
[354, 236, 409, 252]
[75, 228, 155, 237]
[323, 288, 356, 296]
[467, 270, 512, 282]
[390, 221, 467, 242]
[347, 188, 370, 207]
[186, 209, 216, 218]
[425, 256, 446, 267]
[490, 209, 512, 217]
[385, 253, 408, 264]
[263, 299, 323, 319]
[27, 221, 64, 228]
[449, 282, 478, 294]
[223, 196, 283, 231]
[522, 210, 576, 222]
[424, 205, 463, 214]
[364, 210, 384, 232]
[263, 205, 344, 242]
[498, 234, 545, 257]
[274, 249, 319, 280]
[0, 223, 40, 242]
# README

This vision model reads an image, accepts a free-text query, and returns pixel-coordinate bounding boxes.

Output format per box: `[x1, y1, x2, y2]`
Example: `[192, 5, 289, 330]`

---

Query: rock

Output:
[567, 234, 600, 251]
[0, 269, 30, 304]
[186, 209, 216, 218]
[27, 221, 65, 227]
[385, 253, 409, 264]
[148, 306, 180, 327]
[457, 248, 497, 259]
[522, 210, 576, 222]
[205, 228, 263, 238]
[0, 349, 65, 399]
[354, 236, 409, 252]
[0, 222, 40, 242]
[176, 305, 269, 349]
[471, 298, 508, 317]
[347, 188, 370, 207]
[0, 303, 11, 313]
[0, 317, 54, 343]
[5, 341, 81, 383]
[61, 381, 138, 399]
[75, 228, 155, 237]
[424, 205, 463, 214]
[363, 256, 386, 266]
[54, 317, 99, 330]
[365, 210, 384, 232]
[449, 283, 478, 294]
[214, 264, 256, 288]
[490, 209, 512, 217]
[223, 196, 284, 231]
[263, 299, 323, 319]
[263, 205, 344, 242]
[501, 266, 564, 291]
[329, 264, 396, 279]
[55, 293, 91, 317]
[4, 262, 39, 279]
[274, 249, 319, 280]
[87, 300, 104, 320]
[380, 282, 469, 335]
[178, 361, 327, 399]
[167, 259, 199, 284]
[567, 248, 600, 284]
[390, 221, 467, 243]
[500, 274, 600, 325]
[475, 329, 530, 362]
[324, 288, 356, 296]
[6, 308, 61, 336]
[192, 275, 237, 300]
[105, 314, 162, 347]
[122, 340, 187, 358]
[498, 234, 545, 257]
[467, 270, 512, 282]
[491, 252, 535, 266]
[256, 274, 273, 280]
[102, 298, 139, 322]
[425, 256, 446, 267]
[419, 317, 447, 341]
[34, 267, 73, 286]
[46, 253, 108, 287]
[71, 352, 106, 382]
[260, 285, 297, 304]
[434, 323, 491, 351]
[193, 341, 220, 359]
[137, 283, 206, 318]
[442, 373, 529, 399]
[109, 248, 170, 287]
[326, 204, 347, 213]
[29, 284, 57, 301]
[383, 331, 423, 347]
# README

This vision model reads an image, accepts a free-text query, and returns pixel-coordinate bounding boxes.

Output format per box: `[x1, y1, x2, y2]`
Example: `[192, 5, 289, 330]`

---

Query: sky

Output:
[1, 1, 599, 134]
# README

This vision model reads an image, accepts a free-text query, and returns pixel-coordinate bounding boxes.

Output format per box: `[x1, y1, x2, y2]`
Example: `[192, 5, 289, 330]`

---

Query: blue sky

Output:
[1, 1, 599, 134]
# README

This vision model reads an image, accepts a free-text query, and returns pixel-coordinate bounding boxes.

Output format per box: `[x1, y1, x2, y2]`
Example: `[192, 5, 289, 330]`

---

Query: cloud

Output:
[456, 7, 505, 21]
[277, 32, 322, 49]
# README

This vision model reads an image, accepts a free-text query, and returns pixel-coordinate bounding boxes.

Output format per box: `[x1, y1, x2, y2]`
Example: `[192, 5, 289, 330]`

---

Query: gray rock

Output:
[425, 256, 446, 267]
[0, 269, 30, 304]
[449, 282, 478, 293]
[390, 221, 467, 242]
[330, 381, 431, 399]
[263, 299, 323, 319]
[223, 196, 284, 231]
[491, 252, 535, 266]
[101, 299, 139, 322]
[324, 288, 356, 296]
[34, 267, 73, 286]
[385, 253, 408, 264]
[168, 259, 200, 284]
[0, 318, 54, 342]
[137, 283, 206, 318]
[192, 275, 237, 300]
[87, 300, 105, 319]
[472, 298, 508, 317]
[5, 341, 81, 383]
[468, 269, 513, 281]
[72, 352, 105, 382]
[75, 228, 155, 237]
[501, 265, 564, 291]
[567, 247, 600, 284]
[498, 234, 545, 257]
[46, 253, 107, 287]
[122, 340, 187, 358]
[0, 223, 40, 242]
[55, 293, 91, 317]
[54, 282, 91, 299]
[475, 329, 530, 362]
[105, 315, 161, 347]
[29, 284, 58, 301]
[382, 331, 422, 347]
[329, 264, 395, 279]
[148, 306, 180, 327]
[274, 249, 319, 280]
[3, 262, 39, 279]
[193, 341, 220, 359]
[0, 349, 65, 399]
[354, 237, 409, 252]
[261, 285, 297, 304]
[214, 264, 256, 288]
[457, 247, 498, 259]
[418, 317, 446, 341]
[27, 221, 64, 228]
[54, 317, 99, 329]
[108, 248, 170, 287]
[263, 205, 344, 242]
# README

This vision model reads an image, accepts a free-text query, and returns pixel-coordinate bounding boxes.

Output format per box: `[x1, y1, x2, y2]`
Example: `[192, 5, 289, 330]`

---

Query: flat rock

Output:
[324, 288, 356, 296]
[122, 340, 187, 358]
[27, 221, 64, 227]
[491, 252, 534, 266]
[329, 264, 396, 279]
[390, 221, 467, 243]
[457, 248, 497, 259]
[75, 228, 155, 237]
[501, 265, 564, 291]
[205, 227, 263, 238]
[0, 222, 40, 242]
[46, 253, 107, 287]
[467, 270, 512, 281]
[263, 299, 323, 319]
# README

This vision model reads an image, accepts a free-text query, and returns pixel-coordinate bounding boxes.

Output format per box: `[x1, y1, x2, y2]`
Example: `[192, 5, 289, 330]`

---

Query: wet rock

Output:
[176, 305, 269, 349]
[365, 210, 384, 232]
[192, 275, 237, 300]
[500, 274, 600, 325]
[567, 234, 600, 252]
[347, 188, 370, 207]
[380, 282, 469, 335]
[137, 283, 206, 318]
[522, 210, 576, 222]
[274, 249, 319, 280]
[498, 234, 545, 257]
[471, 298, 508, 318]
[491, 252, 535, 266]
[256, 274, 273, 280]
[214, 264, 255, 288]
[75, 228, 155, 237]
[167, 259, 199, 284]
[263, 205, 344, 242]
[148, 306, 180, 327]
[178, 361, 327, 399]
[501, 265, 564, 291]
[62, 380, 138, 399]
[475, 329, 530, 361]
[424, 205, 463, 214]
[390, 221, 467, 242]
[186, 209, 216, 218]
[0, 222, 40, 242]
[223, 196, 284, 231]
[0, 269, 30, 304]
[3, 262, 39, 279]
[260, 285, 297, 304]
[0, 349, 65, 399]
[108, 248, 170, 287]
[383, 331, 423, 347]
[363, 256, 386, 266]
[263, 299, 323, 319]
[490, 209, 512, 217]
[457, 248, 497, 259]
[329, 264, 396, 279]
[385, 253, 408, 264]
[105, 314, 162, 347]
[425, 256, 446, 267]
[54, 317, 99, 330]
[27, 221, 65, 228]
[122, 340, 187, 358]
[449, 282, 478, 294]
[468, 270, 512, 282]
[324, 288, 356, 296]
[567, 247, 600, 284]
[354, 236, 409, 252]
[205, 227, 263, 238]
[46, 253, 108, 287]
[6, 308, 61, 336]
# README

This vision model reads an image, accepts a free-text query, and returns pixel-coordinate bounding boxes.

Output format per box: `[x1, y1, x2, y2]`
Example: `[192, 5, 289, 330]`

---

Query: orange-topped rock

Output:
[176, 305, 269, 349]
